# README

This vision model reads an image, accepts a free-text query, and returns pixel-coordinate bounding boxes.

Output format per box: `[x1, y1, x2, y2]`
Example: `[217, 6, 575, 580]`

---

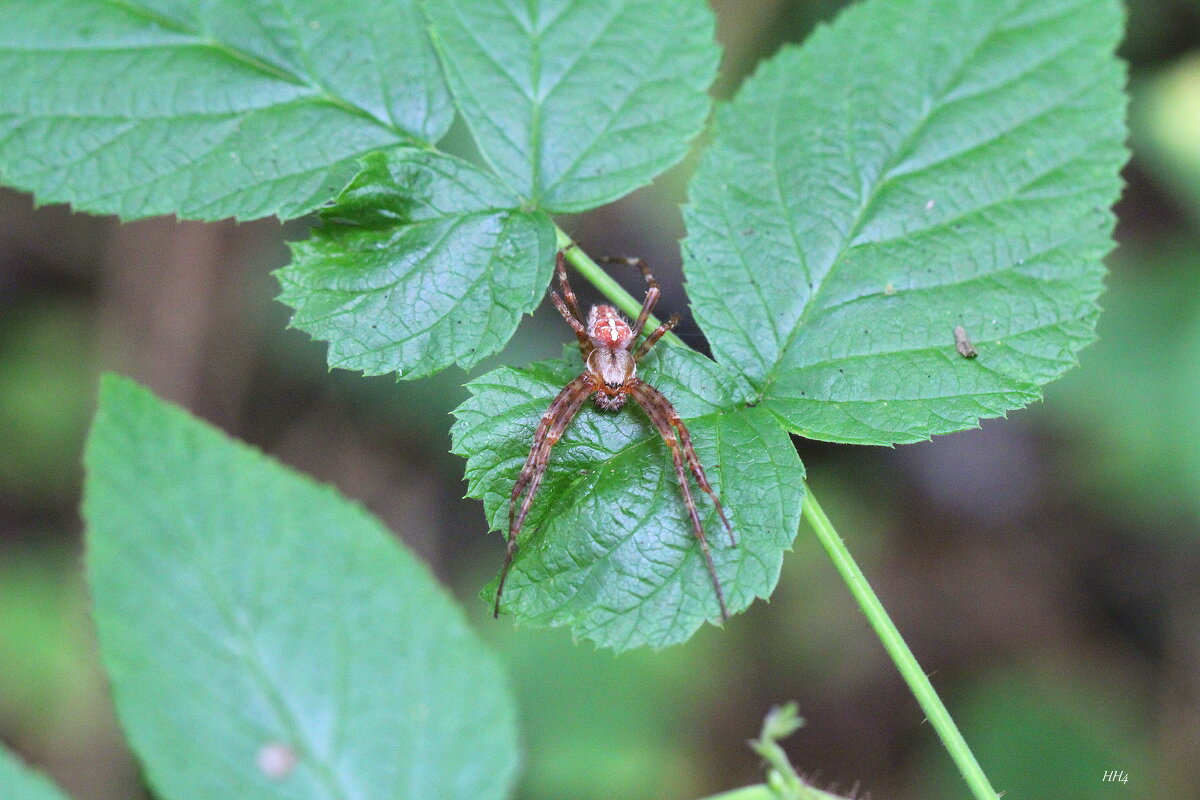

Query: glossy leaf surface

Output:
[424, 0, 719, 212]
[683, 0, 1128, 444]
[279, 150, 556, 378]
[0, 0, 450, 220]
[452, 347, 804, 651]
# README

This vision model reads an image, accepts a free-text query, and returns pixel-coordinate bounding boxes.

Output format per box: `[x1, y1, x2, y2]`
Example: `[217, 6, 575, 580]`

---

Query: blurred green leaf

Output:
[84, 375, 519, 800]
[484, 623, 724, 800]
[278, 149, 556, 378]
[0, 301, 93, 499]
[1045, 240, 1200, 522]
[0, 0, 450, 220]
[683, 0, 1128, 445]
[1132, 52, 1200, 223]
[451, 346, 804, 650]
[918, 671, 1151, 799]
[0, 547, 90, 730]
[0, 746, 70, 800]
[423, 0, 719, 212]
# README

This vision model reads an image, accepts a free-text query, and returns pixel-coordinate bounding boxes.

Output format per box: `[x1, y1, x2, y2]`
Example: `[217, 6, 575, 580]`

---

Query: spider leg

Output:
[634, 313, 680, 361]
[630, 381, 730, 621]
[551, 290, 591, 354]
[553, 249, 594, 356]
[556, 249, 588, 327]
[603, 256, 660, 340]
[499, 373, 594, 618]
[671, 416, 736, 547]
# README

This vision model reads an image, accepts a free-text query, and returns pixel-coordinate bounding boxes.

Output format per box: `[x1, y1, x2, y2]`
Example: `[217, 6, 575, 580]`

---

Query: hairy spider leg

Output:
[629, 380, 731, 621]
[635, 314, 680, 361]
[603, 256, 660, 340]
[671, 416, 735, 547]
[499, 373, 594, 618]
[554, 250, 593, 356]
[551, 290, 591, 353]
[555, 250, 585, 322]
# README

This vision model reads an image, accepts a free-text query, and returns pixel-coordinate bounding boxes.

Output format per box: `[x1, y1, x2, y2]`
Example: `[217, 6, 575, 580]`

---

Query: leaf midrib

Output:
[178, 493, 354, 800]
[514, 430, 697, 620]
[536, 2, 667, 202]
[95, 0, 400, 135]
[752, 6, 1014, 404]
[500, 399, 736, 583]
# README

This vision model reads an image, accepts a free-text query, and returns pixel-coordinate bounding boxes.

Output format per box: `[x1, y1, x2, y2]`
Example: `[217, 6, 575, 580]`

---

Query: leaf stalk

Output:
[801, 488, 999, 800]
[555, 227, 685, 348]
[557, 224, 999, 800]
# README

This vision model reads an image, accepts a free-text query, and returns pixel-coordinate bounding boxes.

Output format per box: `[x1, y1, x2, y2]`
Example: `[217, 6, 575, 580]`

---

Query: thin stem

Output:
[556, 224, 998, 800]
[697, 787, 776, 800]
[802, 486, 999, 800]
[554, 227, 685, 348]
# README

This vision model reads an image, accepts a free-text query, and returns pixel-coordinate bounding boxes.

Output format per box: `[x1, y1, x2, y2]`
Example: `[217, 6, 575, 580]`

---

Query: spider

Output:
[496, 247, 736, 621]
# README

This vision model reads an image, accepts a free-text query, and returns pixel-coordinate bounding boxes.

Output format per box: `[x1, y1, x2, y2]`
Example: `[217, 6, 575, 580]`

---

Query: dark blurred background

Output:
[2, 2, 1198, 799]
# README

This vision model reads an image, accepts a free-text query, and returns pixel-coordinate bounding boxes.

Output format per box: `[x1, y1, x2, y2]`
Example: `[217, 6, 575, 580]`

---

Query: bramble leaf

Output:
[278, 150, 556, 378]
[451, 347, 804, 651]
[0, 746, 70, 800]
[0, 0, 451, 220]
[84, 375, 519, 800]
[424, 0, 719, 212]
[683, 0, 1128, 445]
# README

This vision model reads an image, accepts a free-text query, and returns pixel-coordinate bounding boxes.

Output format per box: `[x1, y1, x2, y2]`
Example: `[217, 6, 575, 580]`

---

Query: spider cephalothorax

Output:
[497, 247, 736, 621]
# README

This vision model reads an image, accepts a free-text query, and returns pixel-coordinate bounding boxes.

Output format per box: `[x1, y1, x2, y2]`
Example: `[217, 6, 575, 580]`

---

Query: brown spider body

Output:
[586, 305, 636, 410]
[496, 248, 736, 621]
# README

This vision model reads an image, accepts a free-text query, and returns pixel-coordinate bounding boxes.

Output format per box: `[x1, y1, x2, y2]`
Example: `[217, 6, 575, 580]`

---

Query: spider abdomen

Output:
[587, 304, 634, 349]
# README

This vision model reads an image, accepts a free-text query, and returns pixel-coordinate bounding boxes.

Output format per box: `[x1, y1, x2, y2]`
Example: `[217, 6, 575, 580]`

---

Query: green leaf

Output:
[278, 149, 556, 378]
[0, 0, 451, 220]
[0, 746, 70, 800]
[683, 0, 1128, 445]
[1045, 241, 1200, 525]
[451, 346, 804, 651]
[1132, 53, 1200, 224]
[424, 0, 719, 212]
[917, 671, 1149, 799]
[84, 375, 519, 800]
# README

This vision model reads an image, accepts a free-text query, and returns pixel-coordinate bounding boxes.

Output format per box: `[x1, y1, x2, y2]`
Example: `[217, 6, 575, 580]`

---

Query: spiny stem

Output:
[557, 224, 999, 800]
[802, 488, 999, 800]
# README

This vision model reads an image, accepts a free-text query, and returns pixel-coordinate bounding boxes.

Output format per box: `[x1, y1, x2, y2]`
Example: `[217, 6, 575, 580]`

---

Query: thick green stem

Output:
[555, 225, 998, 800]
[801, 488, 999, 800]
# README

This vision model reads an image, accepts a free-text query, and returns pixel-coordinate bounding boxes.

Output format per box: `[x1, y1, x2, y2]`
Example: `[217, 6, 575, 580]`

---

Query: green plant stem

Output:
[699, 787, 775, 800]
[554, 226, 685, 348]
[801, 488, 999, 800]
[556, 225, 998, 800]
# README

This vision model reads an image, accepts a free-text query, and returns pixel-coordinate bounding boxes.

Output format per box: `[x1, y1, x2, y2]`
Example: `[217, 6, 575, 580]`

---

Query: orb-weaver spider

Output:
[497, 248, 736, 620]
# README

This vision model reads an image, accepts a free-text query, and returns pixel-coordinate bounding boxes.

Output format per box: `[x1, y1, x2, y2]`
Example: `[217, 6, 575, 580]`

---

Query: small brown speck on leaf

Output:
[953, 325, 978, 358]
